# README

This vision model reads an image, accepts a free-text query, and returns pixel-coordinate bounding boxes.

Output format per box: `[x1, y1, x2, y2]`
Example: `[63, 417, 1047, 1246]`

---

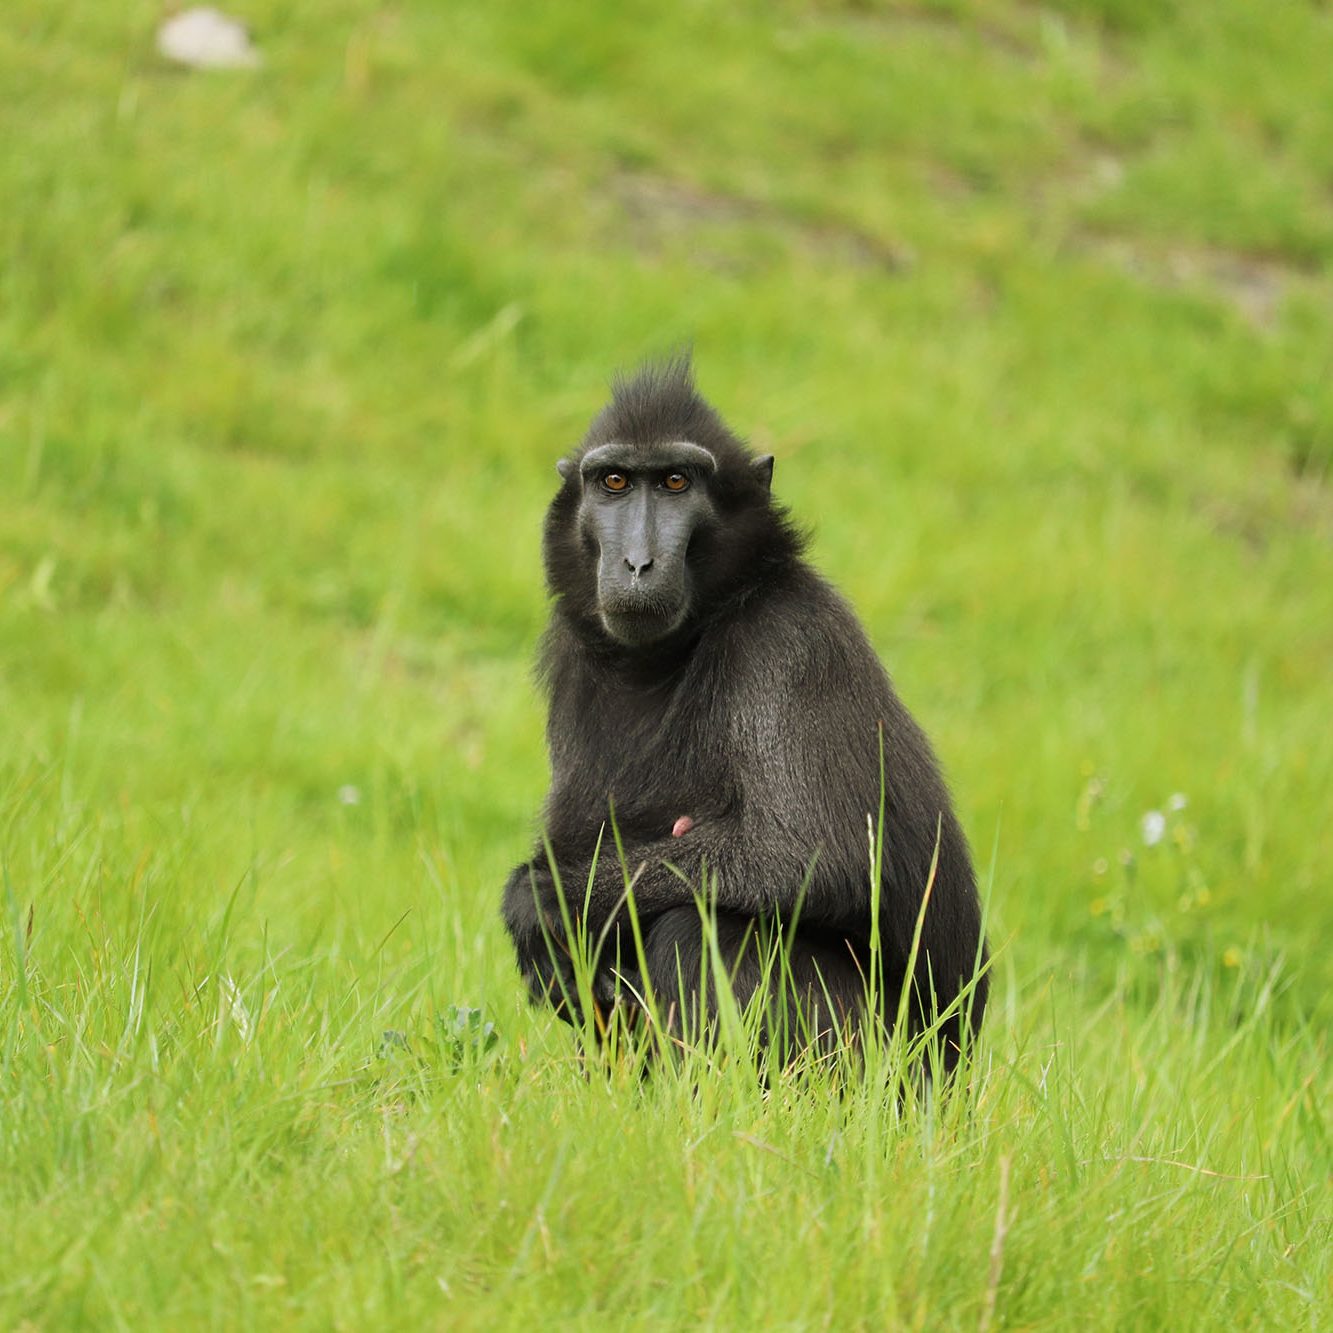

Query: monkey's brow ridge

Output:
[579, 441, 718, 475]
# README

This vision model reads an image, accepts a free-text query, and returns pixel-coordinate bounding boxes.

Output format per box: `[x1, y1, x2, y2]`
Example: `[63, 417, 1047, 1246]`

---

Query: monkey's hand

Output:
[503, 860, 630, 1023]
[502, 861, 574, 1002]
[502, 857, 598, 946]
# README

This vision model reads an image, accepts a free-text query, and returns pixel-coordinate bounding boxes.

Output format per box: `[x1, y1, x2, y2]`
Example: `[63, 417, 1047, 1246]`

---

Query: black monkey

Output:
[502, 359, 987, 1068]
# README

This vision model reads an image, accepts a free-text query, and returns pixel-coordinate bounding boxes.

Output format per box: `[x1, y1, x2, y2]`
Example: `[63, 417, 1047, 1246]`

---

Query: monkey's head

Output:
[543, 358, 795, 651]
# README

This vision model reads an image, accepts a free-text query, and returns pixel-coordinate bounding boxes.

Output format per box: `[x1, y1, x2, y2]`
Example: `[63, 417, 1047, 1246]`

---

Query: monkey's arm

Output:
[508, 619, 879, 946]
[501, 859, 613, 1017]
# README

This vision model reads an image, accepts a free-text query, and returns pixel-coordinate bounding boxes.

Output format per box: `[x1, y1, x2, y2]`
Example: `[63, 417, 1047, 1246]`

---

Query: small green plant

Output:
[374, 1007, 501, 1080]
[435, 1004, 500, 1063]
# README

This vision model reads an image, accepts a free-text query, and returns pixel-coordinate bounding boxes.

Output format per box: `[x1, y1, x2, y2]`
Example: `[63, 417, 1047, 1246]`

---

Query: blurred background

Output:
[3, 3, 1332, 1323]
[3, 2, 1331, 1027]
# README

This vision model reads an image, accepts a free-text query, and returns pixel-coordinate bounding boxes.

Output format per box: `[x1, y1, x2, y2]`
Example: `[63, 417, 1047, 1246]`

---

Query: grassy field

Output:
[3, 0, 1331, 1326]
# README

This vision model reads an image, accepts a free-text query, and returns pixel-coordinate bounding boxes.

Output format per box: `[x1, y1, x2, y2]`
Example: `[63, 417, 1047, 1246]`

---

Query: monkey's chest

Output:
[551, 705, 735, 838]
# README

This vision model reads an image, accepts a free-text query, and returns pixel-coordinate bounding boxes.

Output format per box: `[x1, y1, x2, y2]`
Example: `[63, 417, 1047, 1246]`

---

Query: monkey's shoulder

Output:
[710, 568, 893, 697]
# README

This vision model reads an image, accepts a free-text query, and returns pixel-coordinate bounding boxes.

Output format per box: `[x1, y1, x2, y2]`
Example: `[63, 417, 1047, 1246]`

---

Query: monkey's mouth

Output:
[598, 594, 687, 647]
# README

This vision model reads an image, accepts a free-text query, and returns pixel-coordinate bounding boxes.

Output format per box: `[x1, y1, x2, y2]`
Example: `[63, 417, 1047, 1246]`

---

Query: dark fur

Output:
[502, 359, 988, 1068]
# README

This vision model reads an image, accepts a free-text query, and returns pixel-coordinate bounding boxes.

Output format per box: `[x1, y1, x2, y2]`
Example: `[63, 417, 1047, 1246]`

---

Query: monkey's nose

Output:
[624, 556, 654, 578]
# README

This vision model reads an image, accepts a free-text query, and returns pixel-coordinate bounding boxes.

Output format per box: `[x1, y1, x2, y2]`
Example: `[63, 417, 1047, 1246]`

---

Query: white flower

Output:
[1141, 810, 1166, 846]
[1168, 792, 1188, 811]
[338, 785, 362, 805]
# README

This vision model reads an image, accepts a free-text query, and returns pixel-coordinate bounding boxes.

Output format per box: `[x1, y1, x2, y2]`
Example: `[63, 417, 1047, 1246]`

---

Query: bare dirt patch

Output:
[615, 173, 912, 273]
[1078, 234, 1317, 330]
[1197, 474, 1332, 552]
[806, 4, 1039, 63]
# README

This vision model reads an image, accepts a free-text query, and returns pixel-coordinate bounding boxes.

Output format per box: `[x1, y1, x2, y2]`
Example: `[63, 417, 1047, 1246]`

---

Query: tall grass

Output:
[2, 768, 1325, 1326]
[4, 760, 1325, 1325]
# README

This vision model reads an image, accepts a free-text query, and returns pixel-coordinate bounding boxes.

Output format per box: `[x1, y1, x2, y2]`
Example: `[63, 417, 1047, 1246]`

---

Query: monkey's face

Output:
[569, 441, 719, 647]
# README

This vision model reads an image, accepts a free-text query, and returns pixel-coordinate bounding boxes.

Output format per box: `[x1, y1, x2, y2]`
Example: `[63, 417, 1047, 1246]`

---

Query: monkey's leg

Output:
[636, 907, 866, 1059]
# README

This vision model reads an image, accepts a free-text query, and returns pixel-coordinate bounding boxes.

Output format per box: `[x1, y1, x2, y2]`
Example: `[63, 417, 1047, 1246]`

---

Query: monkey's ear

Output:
[556, 457, 573, 481]
[752, 454, 775, 492]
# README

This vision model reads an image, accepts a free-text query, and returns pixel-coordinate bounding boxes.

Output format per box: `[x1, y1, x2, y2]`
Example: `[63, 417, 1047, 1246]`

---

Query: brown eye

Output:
[602, 473, 629, 493]
[664, 473, 690, 492]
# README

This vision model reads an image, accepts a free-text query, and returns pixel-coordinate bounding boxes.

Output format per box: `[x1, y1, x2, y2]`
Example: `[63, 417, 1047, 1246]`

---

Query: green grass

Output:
[2, 0, 1330, 1325]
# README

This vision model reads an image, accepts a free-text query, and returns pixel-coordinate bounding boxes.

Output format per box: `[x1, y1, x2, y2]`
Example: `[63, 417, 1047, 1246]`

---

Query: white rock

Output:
[157, 7, 260, 70]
